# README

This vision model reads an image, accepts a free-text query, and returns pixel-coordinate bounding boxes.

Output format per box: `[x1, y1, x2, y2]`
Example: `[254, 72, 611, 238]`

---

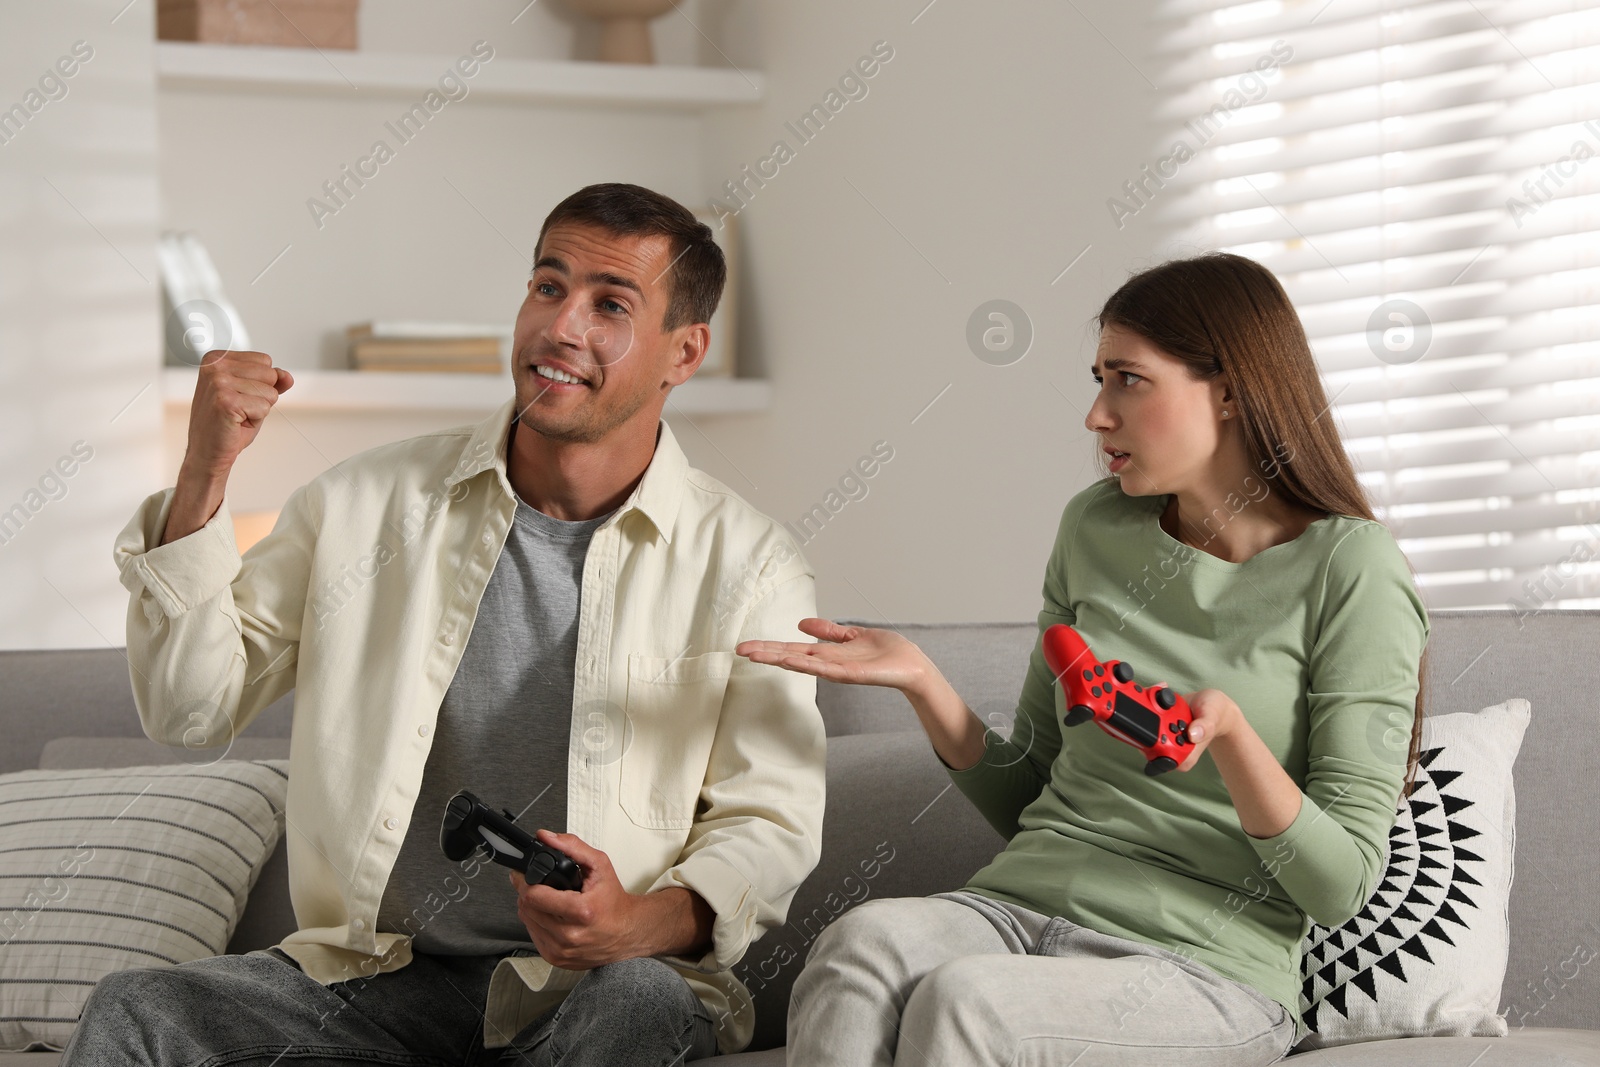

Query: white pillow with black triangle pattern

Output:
[1293, 698, 1529, 1049]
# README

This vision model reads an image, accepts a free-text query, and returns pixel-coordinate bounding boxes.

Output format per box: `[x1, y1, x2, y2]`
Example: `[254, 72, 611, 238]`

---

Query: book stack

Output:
[347, 322, 507, 375]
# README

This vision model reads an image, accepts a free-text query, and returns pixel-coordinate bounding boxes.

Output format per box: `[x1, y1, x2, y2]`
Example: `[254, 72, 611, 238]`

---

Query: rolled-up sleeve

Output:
[648, 568, 825, 973]
[113, 481, 319, 752]
[1245, 522, 1430, 928]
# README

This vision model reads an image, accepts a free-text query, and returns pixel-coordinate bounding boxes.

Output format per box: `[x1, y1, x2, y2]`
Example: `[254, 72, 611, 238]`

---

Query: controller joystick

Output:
[1041, 625, 1197, 777]
[440, 789, 583, 890]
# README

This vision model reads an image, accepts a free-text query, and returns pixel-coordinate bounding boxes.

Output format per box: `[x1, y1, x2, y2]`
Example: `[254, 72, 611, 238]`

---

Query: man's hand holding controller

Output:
[161, 351, 294, 546]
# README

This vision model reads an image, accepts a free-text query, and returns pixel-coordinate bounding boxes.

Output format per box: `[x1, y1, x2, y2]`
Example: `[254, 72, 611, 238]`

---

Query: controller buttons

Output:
[1112, 661, 1134, 683]
[1093, 665, 1105, 677]
[1091, 685, 1103, 697]
[1134, 684, 1142, 693]
[1083, 669, 1094, 681]
[1155, 688, 1177, 710]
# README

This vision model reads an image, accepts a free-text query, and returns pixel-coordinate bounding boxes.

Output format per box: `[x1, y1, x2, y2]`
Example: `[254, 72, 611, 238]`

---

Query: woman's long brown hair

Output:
[1094, 252, 1429, 800]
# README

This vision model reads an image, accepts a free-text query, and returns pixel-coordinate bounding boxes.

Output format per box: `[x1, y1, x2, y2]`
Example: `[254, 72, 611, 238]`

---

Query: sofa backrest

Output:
[816, 621, 1037, 737]
[0, 647, 294, 775]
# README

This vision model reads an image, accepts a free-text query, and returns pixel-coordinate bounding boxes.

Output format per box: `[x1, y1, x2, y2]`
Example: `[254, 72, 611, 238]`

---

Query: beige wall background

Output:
[694, 1, 1176, 624]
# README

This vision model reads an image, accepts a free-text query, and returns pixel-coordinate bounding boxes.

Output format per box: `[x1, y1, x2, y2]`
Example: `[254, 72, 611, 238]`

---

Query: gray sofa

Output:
[2, 610, 1597, 1065]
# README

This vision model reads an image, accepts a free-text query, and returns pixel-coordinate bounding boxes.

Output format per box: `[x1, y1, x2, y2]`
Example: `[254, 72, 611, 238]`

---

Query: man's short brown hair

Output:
[536, 183, 726, 332]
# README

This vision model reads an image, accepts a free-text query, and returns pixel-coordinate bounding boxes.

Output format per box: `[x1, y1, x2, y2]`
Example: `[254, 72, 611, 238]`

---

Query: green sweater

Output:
[946, 477, 1429, 1044]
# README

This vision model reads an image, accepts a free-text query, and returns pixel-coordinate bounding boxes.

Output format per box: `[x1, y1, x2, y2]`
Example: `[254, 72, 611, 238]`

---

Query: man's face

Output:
[510, 222, 698, 444]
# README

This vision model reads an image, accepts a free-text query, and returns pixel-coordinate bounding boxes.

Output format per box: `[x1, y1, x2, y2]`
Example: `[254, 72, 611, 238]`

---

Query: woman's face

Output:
[1085, 324, 1226, 497]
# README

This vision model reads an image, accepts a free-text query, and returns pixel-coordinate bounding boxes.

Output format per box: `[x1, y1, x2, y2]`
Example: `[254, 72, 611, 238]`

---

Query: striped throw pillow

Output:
[0, 759, 288, 1051]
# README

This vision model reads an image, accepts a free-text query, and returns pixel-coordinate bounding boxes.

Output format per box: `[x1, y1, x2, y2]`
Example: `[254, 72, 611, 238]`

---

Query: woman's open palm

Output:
[735, 618, 928, 691]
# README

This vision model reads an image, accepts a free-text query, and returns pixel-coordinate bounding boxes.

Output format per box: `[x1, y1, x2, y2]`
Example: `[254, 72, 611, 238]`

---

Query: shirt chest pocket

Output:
[619, 651, 735, 830]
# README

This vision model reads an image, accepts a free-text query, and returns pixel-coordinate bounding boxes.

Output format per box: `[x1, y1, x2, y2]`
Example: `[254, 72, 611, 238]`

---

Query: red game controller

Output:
[1041, 624, 1196, 776]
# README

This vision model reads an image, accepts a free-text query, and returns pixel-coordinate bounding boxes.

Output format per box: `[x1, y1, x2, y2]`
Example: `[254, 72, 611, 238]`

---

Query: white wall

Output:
[699, 1, 1174, 623]
[0, 0, 162, 650]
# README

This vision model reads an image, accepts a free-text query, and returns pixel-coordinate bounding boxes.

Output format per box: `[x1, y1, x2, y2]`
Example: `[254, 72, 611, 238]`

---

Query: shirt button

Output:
[482, 531, 494, 545]
[418, 724, 430, 737]
[442, 632, 455, 646]
[384, 817, 400, 831]
[351, 918, 365, 931]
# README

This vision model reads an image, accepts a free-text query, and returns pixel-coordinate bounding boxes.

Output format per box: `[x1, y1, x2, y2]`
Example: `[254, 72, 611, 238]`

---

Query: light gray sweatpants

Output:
[787, 890, 1297, 1067]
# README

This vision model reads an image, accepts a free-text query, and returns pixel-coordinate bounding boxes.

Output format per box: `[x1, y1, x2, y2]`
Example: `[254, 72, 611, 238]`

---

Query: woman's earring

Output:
[1222, 409, 1229, 418]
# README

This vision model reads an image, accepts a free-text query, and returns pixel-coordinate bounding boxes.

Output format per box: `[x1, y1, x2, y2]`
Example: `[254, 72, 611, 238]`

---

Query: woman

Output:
[736, 252, 1431, 1067]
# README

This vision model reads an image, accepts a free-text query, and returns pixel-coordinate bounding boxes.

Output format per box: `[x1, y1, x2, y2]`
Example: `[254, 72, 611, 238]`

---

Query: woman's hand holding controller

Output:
[1172, 688, 1243, 771]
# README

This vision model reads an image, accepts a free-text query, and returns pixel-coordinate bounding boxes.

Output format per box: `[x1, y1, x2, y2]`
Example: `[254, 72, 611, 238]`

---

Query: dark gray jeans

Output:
[58, 946, 718, 1066]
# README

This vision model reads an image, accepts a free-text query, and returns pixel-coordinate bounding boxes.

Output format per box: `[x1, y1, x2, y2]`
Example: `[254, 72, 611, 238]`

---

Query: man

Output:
[64, 184, 825, 1065]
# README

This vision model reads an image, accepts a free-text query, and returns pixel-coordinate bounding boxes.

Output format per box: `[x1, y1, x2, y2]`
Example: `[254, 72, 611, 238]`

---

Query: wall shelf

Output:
[161, 367, 770, 415]
[155, 41, 764, 110]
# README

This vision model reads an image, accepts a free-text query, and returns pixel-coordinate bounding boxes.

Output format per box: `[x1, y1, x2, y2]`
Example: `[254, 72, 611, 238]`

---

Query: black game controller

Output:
[440, 789, 583, 891]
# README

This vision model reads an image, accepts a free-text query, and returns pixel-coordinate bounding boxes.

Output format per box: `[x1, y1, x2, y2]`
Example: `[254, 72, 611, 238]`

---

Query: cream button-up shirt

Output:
[113, 399, 825, 1054]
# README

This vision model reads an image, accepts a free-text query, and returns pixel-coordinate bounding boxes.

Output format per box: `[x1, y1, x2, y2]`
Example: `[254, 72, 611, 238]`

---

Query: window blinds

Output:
[1152, 0, 1600, 610]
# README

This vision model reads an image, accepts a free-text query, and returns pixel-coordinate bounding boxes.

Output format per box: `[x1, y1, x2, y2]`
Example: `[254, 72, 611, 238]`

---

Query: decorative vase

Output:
[560, 0, 674, 64]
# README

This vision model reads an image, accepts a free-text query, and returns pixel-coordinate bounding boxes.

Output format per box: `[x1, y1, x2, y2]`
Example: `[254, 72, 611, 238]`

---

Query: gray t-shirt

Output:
[375, 496, 613, 956]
